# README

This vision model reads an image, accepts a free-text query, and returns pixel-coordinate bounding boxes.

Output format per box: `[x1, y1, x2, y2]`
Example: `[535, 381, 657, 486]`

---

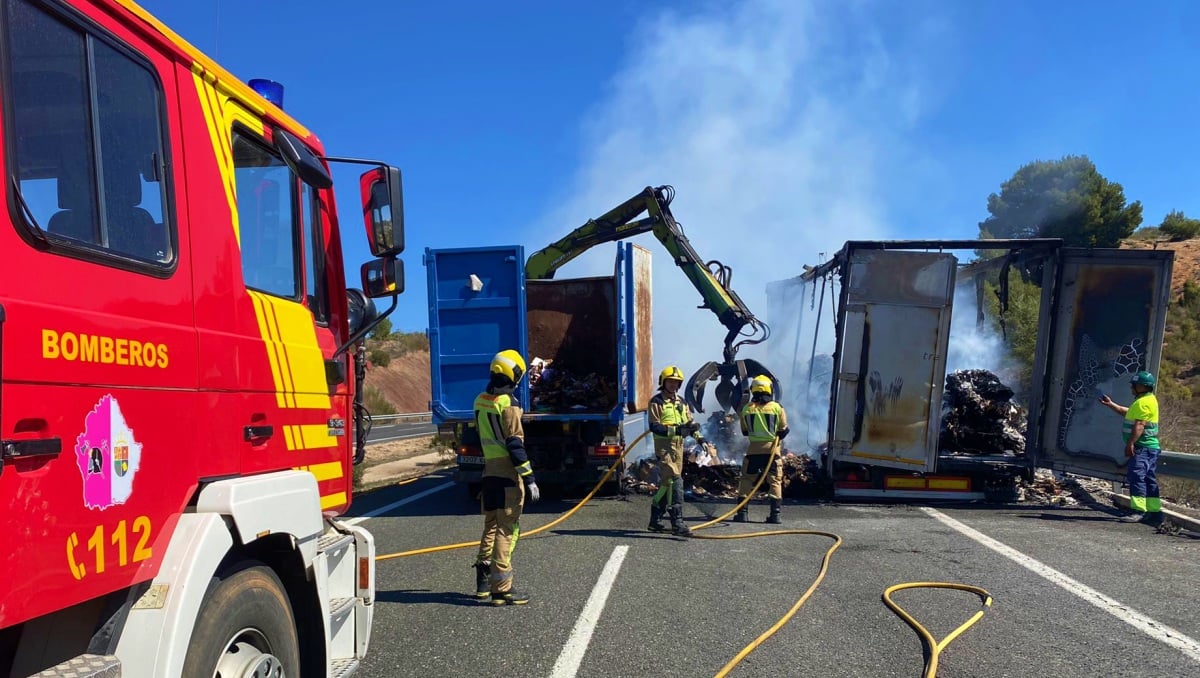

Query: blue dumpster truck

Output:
[425, 242, 654, 496]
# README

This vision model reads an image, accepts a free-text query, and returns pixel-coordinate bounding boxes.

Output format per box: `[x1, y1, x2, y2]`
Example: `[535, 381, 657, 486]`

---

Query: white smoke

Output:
[760, 275, 839, 453]
[529, 0, 947, 406]
[945, 279, 1009, 376]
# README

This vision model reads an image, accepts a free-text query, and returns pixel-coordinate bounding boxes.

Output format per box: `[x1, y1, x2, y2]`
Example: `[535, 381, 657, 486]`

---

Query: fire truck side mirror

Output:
[359, 166, 404, 258]
[362, 257, 405, 299]
[274, 129, 333, 189]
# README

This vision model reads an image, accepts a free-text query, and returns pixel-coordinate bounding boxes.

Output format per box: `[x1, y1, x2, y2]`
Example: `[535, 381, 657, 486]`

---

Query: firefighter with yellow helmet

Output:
[473, 349, 540, 605]
[647, 365, 705, 536]
[735, 375, 789, 524]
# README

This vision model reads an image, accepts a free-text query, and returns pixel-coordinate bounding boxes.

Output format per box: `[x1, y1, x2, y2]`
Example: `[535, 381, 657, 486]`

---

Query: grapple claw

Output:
[685, 361, 722, 414]
[685, 358, 783, 415]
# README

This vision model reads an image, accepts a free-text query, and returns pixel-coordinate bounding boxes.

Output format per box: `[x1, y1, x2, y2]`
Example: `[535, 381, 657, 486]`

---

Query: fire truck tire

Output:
[181, 562, 301, 678]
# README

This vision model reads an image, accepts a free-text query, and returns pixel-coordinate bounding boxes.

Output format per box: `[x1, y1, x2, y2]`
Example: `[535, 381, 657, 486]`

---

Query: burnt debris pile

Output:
[626, 450, 827, 499]
[780, 453, 825, 499]
[940, 369, 1027, 455]
[528, 358, 617, 413]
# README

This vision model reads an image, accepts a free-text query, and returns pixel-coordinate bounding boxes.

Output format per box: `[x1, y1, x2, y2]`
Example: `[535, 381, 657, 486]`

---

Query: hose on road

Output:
[372, 430, 991, 677]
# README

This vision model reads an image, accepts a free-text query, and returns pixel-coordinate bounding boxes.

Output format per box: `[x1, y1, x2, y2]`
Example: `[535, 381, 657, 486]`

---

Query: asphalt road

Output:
[366, 421, 435, 444]
[347, 472, 1200, 677]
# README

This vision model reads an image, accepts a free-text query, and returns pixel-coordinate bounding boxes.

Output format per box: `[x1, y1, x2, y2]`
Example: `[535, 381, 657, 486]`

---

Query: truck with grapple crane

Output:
[428, 185, 780, 495]
[0, 1, 403, 675]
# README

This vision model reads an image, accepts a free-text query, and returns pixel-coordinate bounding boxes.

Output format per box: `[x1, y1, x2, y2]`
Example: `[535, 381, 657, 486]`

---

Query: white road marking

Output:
[550, 545, 630, 678]
[923, 507, 1200, 664]
[344, 481, 454, 525]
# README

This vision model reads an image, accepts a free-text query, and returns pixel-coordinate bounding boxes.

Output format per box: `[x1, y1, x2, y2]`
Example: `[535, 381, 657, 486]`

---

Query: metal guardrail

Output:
[1158, 450, 1200, 482]
[362, 412, 1200, 481]
[370, 412, 433, 425]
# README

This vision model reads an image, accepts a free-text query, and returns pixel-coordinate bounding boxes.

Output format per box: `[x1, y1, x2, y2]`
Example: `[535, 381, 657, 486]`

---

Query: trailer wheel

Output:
[984, 476, 1020, 504]
[181, 562, 301, 678]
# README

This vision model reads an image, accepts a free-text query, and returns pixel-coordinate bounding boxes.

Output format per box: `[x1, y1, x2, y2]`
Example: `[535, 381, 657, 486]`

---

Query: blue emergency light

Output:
[248, 78, 285, 109]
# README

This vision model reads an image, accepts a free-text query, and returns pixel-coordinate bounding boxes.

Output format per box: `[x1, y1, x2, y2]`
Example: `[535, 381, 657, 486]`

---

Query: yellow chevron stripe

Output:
[283, 425, 296, 451]
[255, 294, 333, 411]
[302, 461, 343, 482]
[320, 492, 348, 511]
[191, 72, 238, 246]
[293, 424, 338, 450]
[258, 295, 298, 407]
[248, 291, 291, 408]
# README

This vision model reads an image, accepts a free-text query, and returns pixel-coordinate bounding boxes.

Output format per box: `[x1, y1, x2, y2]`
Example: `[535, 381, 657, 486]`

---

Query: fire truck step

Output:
[30, 654, 120, 677]
[329, 596, 356, 619]
[330, 657, 361, 678]
[318, 531, 355, 553]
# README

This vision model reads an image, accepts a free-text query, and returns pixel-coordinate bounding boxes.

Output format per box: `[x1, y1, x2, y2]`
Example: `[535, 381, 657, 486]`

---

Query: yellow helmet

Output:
[490, 349, 527, 384]
[750, 375, 773, 396]
[659, 365, 684, 388]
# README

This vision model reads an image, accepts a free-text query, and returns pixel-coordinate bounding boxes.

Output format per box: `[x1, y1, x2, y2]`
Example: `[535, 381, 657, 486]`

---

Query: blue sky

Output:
[142, 0, 1200, 373]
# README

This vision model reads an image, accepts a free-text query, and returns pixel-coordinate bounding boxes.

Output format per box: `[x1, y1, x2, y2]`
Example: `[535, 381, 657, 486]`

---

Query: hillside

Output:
[361, 331, 432, 414]
[1120, 236, 1200, 451]
[1120, 236, 1200, 298]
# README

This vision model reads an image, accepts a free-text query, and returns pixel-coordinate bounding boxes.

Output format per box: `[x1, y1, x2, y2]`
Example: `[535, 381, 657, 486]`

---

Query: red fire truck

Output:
[0, 0, 405, 675]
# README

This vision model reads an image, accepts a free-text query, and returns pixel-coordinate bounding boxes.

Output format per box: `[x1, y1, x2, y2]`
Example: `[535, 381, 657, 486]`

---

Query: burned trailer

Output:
[773, 239, 1175, 501]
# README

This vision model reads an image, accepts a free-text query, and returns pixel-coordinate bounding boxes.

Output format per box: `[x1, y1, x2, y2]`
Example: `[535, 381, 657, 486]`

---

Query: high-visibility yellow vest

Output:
[475, 392, 511, 460]
[1123, 393, 1160, 449]
[653, 396, 690, 440]
[741, 401, 784, 443]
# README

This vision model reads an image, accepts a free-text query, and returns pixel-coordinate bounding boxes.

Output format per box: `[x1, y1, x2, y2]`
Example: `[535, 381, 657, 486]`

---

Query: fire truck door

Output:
[228, 128, 346, 509]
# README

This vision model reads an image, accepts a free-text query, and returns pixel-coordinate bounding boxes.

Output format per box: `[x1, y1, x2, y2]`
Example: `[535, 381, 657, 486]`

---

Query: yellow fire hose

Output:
[883, 582, 993, 678]
[372, 430, 992, 677]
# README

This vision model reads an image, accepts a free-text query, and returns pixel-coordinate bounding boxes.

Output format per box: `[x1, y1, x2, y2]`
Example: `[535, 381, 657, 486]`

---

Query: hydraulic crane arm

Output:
[525, 187, 663, 280]
[525, 185, 777, 413]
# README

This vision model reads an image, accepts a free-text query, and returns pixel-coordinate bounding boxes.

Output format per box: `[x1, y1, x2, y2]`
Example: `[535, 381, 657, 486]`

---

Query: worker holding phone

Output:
[1098, 371, 1162, 526]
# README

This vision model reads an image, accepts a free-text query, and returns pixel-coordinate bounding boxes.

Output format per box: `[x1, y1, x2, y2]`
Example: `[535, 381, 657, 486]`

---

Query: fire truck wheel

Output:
[181, 562, 301, 678]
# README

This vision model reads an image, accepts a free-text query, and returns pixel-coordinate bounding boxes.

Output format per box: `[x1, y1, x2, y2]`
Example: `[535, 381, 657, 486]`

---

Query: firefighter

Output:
[473, 349, 541, 605]
[734, 375, 789, 524]
[1099, 370, 1163, 526]
[647, 365, 705, 536]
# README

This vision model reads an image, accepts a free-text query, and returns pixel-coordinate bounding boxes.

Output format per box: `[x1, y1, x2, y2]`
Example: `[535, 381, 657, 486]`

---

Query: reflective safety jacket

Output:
[475, 391, 532, 482]
[1123, 392, 1160, 450]
[648, 391, 700, 473]
[740, 399, 789, 456]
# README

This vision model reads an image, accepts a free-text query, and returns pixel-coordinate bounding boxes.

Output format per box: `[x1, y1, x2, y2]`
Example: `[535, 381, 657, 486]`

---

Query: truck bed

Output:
[527, 277, 619, 416]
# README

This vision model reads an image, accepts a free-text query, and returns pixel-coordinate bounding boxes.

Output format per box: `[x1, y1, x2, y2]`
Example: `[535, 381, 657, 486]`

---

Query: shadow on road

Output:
[1016, 511, 1200, 538]
[1020, 512, 1125, 523]
[375, 589, 482, 606]
[550, 527, 684, 541]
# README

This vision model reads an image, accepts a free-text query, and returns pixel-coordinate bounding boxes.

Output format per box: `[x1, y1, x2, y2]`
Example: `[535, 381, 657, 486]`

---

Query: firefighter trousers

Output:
[654, 447, 687, 512]
[477, 478, 525, 593]
[653, 475, 685, 515]
[1127, 446, 1162, 514]
[738, 453, 782, 499]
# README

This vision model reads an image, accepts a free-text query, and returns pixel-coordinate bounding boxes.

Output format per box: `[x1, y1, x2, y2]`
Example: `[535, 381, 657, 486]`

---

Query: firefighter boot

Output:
[670, 507, 692, 536]
[734, 497, 748, 523]
[668, 479, 692, 536]
[490, 590, 530, 606]
[648, 499, 668, 532]
[766, 498, 781, 524]
[473, 561, 491, 599]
